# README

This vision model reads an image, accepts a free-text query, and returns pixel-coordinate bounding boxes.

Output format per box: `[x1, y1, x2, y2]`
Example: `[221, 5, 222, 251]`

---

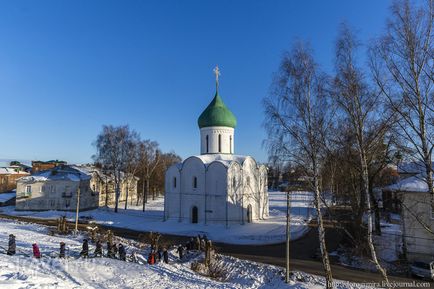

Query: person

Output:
[147, 251, 155, 265]
[7, 234, 16, 256]
[106, 241, 113, 258]
[177, 245, 184, 260]
[94, 240, 102, 257]
[59, 242, 66, 258]
[195, 236, 201, 250]
[80, 239, 89, 258]
[113, 243, 118, 259]
[157, 247, 162, 262]
[162, 248, 169, 264]
[200, 239, 205, 251]
[118, 244, 126, 261]
[32, 243, 41, 259]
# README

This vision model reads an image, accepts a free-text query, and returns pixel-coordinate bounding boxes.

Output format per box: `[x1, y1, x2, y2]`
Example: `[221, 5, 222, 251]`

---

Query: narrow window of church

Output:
[230, 135, 232, 153]
[218, 134, 222, 152]
[247, 176, 250, 186]
[206, 135, 209, 153]
[173, 177, 177, 188]
[193, 176, 197, 189]
[232, 177, 236, 188]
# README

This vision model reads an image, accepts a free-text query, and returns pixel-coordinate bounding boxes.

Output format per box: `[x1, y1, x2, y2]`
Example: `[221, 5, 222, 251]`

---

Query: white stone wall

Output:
[200, 127, 234, 154]
[16, 179, 98, 211]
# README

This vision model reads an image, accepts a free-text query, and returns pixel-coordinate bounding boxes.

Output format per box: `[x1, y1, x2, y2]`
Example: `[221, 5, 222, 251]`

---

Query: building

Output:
[0, 167, 30, 193]
[15, 165, 98, 211]
[32, 160, 67, 173]
[383, 174, 434, 262]
[164, 68, 268, 226]
[75, 165, 139, 207]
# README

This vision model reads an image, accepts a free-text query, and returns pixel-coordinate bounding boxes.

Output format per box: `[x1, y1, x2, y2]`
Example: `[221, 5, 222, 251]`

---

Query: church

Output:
[164, 67, 268, 227]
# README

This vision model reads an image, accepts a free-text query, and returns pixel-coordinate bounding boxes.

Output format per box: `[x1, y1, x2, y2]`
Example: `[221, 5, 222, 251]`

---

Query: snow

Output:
[0, 192, 15, 203]
[0, 168, 28, 175]
[0, 191, 314, 245]
[0, 219, 376, 289]
[174, 154, 255, 168]
[18, 167, 91, 183]
[383, 175, 430, 193]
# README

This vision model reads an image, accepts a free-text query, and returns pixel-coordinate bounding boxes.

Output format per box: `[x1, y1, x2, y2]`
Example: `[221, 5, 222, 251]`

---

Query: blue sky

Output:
[0, 0, 391, 165]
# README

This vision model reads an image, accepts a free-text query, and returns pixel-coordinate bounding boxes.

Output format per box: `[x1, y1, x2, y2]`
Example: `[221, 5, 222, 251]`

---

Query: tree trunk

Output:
[360, 150, 389, 286]
[124, 182, 129, 210]
[114, 182, 120, 213]
[313, 165, 333, 289]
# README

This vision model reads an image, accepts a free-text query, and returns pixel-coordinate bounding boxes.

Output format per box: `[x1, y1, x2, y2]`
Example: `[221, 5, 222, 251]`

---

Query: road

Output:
[0, 213, 432, 288]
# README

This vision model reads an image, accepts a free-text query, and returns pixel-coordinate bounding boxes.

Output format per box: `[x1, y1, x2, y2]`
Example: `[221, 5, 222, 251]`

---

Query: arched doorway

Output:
[247, 204, 253, 223]
[191, 206, 198, 224]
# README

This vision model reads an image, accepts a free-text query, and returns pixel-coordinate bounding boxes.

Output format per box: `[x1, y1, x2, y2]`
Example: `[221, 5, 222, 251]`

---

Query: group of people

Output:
[4, 232, 211, 265]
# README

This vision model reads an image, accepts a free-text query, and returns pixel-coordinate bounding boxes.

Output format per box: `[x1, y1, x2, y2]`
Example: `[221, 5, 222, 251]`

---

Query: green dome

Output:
[198, 92, 237, 129]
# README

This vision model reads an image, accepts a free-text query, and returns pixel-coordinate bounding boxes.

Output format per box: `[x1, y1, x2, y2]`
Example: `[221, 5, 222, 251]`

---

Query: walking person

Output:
[177, 245, 184, 260]
[80, 239, 89, 258]
[118, 244, 126, 261]
[106, 241, 113, 258]
[7, 234, 16, 256]
[112, 243, 118, 259]
[94, 240, 103, 257]
[32, 243, 41, 259]
[59, 242, 66, 258]
[163, 248, 169, 264]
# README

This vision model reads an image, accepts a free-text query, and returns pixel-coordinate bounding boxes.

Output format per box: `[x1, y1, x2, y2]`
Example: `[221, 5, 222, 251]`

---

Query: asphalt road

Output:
[0, 213, 432, 288]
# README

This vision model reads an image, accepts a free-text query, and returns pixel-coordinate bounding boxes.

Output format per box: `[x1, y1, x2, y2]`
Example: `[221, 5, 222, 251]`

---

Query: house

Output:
[383, 174, 434, 262]
[31, 160, 67, 173]
[164, 70, 268, 226]
[0, 167, 30, 193]
[0, 191, 16, 206]
[15, 165, 98, 211]
[74, 165, 139, 207]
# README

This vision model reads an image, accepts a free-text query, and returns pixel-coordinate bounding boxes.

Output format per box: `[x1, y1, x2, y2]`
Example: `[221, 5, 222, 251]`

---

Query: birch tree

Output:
[370, 0, 434, 209]
[264, 42, 333, 288]
[331, 25, 390, 285]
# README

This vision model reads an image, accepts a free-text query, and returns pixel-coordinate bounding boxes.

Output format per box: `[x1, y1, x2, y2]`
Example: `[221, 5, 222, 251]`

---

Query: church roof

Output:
[197, 92, 237, 129]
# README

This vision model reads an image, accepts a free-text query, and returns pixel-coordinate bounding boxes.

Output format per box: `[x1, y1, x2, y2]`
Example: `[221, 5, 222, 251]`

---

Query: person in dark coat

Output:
[59, 242, 66, 258]
[118, 244, 126, 261]
[195, 236, 200, 250]
[157, 247, 162, 262]
[94, 240, 103, 257]
[177, 245, 184, 259]
[162, 248, 169, 264]
[106, 242, 113, 258]
[7, 234, 16, 256]
[112, 243, 118, 259]
[32, 243, 41, 259]
[80, 239, 89, 258]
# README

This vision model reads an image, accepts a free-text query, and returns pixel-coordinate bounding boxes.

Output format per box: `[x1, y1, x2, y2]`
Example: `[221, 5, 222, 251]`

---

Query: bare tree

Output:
[124, 131, 140, 210]
[332, 24, 390, 284]
[137, 140, 161, 211]
[93, 125, 138, 213]
[370, 0, 434, 208]
[264, 42, 333, 287]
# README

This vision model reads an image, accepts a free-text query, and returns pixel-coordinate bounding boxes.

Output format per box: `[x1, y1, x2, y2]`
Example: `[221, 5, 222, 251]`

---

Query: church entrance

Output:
[191, 206, 198, 223]
[247, 204, 252, 223]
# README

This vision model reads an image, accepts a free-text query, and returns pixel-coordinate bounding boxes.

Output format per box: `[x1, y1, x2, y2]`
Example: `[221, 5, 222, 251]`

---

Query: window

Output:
[65, 199, 70, 208]
[232, 177, 236, 188]
[206, 135, 209, 153]
[50, 185, 55, 193]
[218, 134, 222, 152]
[246, 176, 250, 186]
[26, 185, 31, 193]
[50, 199, 55, 207]
[230, 135, 232, 154]
[193, 177, 197, 189]
[92, 184, 96, 191]
[173, 177, 177, 188]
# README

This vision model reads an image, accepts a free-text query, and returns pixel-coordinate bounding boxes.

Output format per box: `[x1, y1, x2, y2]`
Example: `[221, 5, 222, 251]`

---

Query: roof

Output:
[0, 191, 15, 203]
[0, 167, 30, 175]
[18, 165, 91, 183]
[197, 92, 237, 129]
[383, 174, 431, 193]
[171, 154, 266, 171]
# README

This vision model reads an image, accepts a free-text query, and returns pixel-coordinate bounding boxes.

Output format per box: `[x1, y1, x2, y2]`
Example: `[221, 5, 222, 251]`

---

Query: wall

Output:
[200, 127, 234, 154]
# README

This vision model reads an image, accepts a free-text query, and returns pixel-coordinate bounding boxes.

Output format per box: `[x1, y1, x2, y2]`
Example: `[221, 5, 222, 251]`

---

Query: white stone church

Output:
[164, 68, 268, 226]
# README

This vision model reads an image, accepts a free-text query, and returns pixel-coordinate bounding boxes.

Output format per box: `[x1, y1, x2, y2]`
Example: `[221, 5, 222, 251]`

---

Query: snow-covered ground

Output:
[0, 219, 375, 289]
[0, 191, 314, 245]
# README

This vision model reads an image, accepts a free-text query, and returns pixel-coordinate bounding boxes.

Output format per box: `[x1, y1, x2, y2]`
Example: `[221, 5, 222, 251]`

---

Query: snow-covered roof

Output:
[0, 191, 15, 203]
[171, 154, 266, 170]
[18, 165, 91, 183]
[383, 174, 431, 193]
[0, 167, 30, 175]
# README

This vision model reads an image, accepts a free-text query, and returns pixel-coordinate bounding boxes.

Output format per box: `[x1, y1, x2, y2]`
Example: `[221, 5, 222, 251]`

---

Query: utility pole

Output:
[75, 187, 81, 233]
[285, 190, 291, 283]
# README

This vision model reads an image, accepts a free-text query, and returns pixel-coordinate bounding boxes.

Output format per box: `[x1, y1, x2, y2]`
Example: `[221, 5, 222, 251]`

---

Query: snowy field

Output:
[0, 218, 376, 289]
[0, 191, 314, 245]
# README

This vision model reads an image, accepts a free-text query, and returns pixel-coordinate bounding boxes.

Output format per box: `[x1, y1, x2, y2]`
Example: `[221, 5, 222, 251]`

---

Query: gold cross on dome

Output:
[213, 65, 220, 90]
